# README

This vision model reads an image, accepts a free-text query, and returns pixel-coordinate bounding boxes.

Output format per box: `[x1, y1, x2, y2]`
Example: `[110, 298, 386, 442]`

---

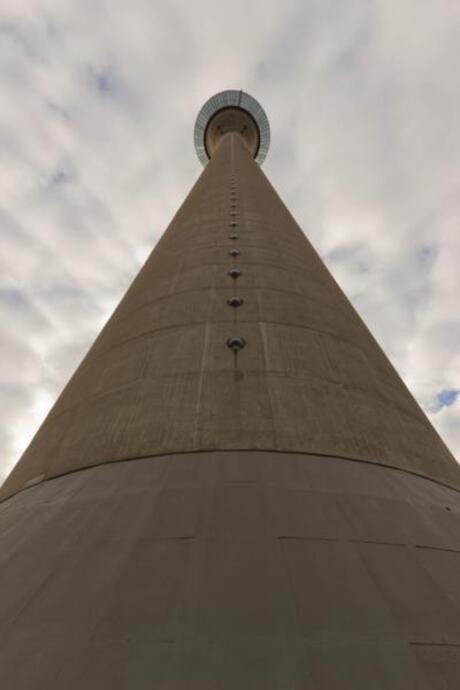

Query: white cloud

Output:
[0, 0, 459, 482]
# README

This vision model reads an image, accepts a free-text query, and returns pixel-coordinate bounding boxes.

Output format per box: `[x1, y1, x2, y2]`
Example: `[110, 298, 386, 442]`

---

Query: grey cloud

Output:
[0, 0, 459, 481]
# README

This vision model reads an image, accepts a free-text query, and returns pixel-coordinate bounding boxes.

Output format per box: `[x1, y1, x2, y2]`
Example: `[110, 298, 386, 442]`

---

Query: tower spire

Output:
[194, 89, 270, 166]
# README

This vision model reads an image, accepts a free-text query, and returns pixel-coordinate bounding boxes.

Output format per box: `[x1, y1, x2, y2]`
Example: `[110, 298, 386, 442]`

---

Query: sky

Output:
[0, 0, 459, 483]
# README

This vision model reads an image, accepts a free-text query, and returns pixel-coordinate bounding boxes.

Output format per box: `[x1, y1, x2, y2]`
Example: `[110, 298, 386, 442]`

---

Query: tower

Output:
[0, 89, 459, 688]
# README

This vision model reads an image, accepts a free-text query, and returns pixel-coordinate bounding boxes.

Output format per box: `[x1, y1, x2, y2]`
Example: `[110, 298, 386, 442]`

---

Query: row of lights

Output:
[226, 175, 246, 353]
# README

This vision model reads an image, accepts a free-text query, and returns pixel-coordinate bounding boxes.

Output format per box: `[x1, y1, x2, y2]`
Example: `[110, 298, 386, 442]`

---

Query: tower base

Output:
[1, 451, 460, 688]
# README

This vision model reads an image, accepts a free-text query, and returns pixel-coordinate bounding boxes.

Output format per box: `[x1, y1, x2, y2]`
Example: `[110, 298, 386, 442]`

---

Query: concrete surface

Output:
[2, 133, 458, 500]
[0, 451, 460, 688]
[2, 123, 460, 687]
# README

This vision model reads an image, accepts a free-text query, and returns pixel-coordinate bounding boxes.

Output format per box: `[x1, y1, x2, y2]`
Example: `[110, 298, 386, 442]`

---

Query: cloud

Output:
[0, 0, 459, 482]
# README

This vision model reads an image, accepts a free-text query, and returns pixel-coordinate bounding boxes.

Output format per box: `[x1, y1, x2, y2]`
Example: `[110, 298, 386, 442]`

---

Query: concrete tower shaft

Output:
[1, 92, 460, 688]
[1, 127, 458, 501]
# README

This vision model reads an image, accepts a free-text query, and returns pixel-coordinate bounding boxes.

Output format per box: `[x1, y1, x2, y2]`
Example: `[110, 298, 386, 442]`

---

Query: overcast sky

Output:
[0, 0, 459, 483]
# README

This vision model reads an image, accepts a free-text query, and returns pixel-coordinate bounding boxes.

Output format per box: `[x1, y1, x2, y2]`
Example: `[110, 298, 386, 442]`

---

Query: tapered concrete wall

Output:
[1, 452, 460, 689]
[2, 133, 458, 500]
[1, 129, 460, 688]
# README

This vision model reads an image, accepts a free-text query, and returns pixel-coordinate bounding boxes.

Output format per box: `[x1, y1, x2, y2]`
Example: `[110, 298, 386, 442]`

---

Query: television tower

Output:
[1, 90, 459, 688]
